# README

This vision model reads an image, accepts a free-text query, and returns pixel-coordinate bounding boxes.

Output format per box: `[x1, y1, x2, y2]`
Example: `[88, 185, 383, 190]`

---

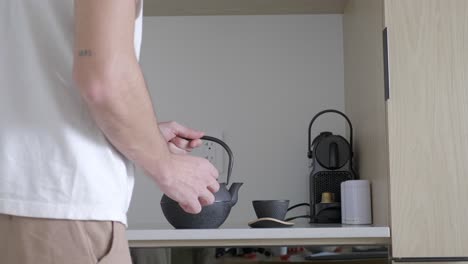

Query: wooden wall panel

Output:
[144, 0, 346, 16]
[343, 0, 389, 226]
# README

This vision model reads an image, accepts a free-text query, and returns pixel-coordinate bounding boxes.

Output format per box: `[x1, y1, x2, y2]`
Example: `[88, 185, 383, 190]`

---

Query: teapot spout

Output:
[228, 183, 243, 206]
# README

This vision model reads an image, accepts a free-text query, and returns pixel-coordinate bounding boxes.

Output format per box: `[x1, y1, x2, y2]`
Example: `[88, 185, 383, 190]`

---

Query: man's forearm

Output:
[73, 0, 170, 178]
[74, 60, 169, 177]
[73, 0, 219, 213]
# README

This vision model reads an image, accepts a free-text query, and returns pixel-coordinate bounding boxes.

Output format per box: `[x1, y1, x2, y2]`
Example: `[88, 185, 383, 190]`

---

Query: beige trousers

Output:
[0, 214, 132, 264]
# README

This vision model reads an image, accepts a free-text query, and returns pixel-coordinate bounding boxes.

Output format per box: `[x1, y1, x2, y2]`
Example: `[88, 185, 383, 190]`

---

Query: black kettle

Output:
[160, 136, 243, 229]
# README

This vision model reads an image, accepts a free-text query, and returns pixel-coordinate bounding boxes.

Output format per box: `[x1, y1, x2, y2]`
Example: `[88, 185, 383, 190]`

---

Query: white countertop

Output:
[127, 224, 390, 248]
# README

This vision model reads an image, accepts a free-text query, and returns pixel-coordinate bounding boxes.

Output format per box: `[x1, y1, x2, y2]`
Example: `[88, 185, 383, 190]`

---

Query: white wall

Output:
[128, 15, 345, 229]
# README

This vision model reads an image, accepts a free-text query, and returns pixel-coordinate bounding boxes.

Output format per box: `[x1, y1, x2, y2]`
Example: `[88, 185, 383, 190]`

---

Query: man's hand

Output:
[154, 154, 220, 214]
[156, 121, 220, 213]
[159, 121, 204, 154]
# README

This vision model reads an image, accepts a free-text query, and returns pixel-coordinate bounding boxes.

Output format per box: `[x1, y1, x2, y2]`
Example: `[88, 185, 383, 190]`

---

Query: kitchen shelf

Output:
[127, 224, 390, 248]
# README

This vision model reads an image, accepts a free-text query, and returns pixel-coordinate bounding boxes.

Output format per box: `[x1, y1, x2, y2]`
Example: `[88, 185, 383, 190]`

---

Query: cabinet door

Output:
[385, 0, 468, 259]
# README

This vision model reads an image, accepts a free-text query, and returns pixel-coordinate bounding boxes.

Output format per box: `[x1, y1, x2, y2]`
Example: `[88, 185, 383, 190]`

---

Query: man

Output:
[0, 0, 219, 263]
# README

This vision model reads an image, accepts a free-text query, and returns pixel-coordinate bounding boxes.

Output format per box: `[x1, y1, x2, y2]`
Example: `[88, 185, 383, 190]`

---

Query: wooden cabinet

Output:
[385, 0, 468, 260]
[345, 0, 468, 262]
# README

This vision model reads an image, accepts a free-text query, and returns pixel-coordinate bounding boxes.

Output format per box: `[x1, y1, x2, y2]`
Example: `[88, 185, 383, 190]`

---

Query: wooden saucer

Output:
[248, 217, 294, 228]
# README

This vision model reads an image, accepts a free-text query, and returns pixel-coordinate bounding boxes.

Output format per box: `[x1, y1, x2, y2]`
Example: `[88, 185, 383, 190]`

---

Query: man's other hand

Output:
[159, 121, 204, 154]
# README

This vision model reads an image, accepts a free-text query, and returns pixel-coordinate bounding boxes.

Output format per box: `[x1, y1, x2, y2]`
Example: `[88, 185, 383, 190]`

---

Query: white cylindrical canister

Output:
[341, 180, 372, 225]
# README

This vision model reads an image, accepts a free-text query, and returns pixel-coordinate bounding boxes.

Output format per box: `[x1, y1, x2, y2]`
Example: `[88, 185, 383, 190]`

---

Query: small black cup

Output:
[252, 200, 290, 220]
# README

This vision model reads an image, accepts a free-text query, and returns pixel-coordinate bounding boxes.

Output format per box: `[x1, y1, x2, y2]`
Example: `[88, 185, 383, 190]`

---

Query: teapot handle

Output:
[201, 136, 234, 185]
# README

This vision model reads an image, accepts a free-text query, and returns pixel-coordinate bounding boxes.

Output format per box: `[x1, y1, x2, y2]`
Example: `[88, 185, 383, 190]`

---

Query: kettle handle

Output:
[307, 109, 353, 159]
[201, 136, 234, 185]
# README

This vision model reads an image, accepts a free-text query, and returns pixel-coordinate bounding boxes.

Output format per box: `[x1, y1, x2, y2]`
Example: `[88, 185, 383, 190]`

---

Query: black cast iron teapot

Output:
[160, 136, 243, 229]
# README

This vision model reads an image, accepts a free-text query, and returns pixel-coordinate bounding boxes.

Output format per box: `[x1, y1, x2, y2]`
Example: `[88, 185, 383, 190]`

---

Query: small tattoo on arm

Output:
[78, 49, 93, 57]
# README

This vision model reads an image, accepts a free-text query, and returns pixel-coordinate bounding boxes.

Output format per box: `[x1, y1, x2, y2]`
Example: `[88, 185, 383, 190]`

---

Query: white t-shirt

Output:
[0, 1, 143, 226]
